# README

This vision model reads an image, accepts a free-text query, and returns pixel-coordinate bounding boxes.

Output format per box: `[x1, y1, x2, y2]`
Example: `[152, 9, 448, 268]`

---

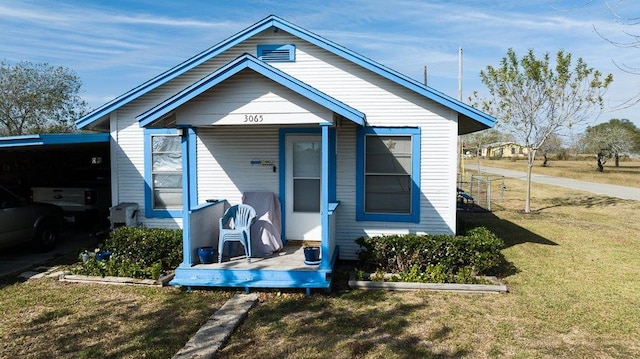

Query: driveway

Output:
[0, 228, 98, 279]
[476, 165, 640, 201]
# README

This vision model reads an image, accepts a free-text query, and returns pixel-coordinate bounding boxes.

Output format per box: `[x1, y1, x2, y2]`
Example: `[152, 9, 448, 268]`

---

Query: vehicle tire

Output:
[33, 220, 58, 252]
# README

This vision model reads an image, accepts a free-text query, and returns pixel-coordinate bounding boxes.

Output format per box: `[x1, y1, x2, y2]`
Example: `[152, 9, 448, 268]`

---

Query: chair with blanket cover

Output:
[218, 204, 256, 263]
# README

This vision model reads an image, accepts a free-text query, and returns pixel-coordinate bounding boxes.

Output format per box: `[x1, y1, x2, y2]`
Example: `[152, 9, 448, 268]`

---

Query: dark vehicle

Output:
[0, 185, 64, 252]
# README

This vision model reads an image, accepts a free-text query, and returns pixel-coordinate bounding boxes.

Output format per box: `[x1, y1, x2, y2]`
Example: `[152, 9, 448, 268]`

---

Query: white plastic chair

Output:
[218, 204, 256, 263]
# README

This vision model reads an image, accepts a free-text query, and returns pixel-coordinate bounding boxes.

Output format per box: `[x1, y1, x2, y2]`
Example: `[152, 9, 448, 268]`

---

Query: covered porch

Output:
[135, 54, 365, 292]
[171, 197, 340, 295]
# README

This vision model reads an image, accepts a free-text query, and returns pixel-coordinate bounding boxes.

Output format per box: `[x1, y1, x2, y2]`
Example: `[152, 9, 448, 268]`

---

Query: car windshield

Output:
[0, 186, 20, 206]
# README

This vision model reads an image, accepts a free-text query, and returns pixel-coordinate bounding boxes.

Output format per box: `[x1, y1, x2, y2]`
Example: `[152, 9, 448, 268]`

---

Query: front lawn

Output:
[1, 175, 639, 358]
[0, 278, 233, 359]
[217, 176, 640, 358]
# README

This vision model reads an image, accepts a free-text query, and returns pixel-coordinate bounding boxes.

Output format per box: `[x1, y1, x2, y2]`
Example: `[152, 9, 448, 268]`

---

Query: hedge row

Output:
[71, 227, 182, 280]
[355, 227, 504, 283]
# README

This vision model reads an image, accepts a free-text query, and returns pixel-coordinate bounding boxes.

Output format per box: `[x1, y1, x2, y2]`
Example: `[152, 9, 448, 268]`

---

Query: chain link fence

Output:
[458, 173, 505, 211]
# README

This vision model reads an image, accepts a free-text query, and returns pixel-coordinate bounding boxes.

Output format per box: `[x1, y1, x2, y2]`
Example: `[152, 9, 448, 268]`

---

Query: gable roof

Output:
[76, 14, 494, 132]
[137, 54, 365, 127]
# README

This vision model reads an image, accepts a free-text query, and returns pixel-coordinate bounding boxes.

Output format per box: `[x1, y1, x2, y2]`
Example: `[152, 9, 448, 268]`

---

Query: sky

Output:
[2, 0, 640, 130]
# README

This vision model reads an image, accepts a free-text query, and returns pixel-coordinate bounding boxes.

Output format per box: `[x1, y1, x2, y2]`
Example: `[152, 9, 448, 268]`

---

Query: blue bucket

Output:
[197, 247, 215, 264]
[96, 251, 112, 261]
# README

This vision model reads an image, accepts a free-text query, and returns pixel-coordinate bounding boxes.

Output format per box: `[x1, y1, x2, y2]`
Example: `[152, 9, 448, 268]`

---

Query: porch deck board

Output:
[197, 243, 317, 271]
[170, 243, 332, 290]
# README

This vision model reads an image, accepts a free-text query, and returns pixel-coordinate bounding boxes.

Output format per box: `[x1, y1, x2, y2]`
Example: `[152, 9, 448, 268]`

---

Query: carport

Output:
[0, 133, 111, 223]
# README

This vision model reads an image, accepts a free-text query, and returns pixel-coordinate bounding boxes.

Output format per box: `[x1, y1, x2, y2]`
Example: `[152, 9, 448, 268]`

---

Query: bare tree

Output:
[593, 0, 640, 107]
[538, 132, 563, 167]
[472, 48, 612, 213]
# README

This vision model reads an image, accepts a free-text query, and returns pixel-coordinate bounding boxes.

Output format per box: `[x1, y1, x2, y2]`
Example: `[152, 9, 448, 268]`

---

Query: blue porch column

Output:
[320, 124, 330, 270]
[179, 126, 195, 266]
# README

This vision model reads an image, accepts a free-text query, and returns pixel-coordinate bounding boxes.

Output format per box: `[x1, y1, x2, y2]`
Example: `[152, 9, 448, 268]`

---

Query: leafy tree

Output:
[471, 48, 612, 213]
[606, 118, 640, 154]
[583, 119, 636, 171]
[0, 61, 88, 136]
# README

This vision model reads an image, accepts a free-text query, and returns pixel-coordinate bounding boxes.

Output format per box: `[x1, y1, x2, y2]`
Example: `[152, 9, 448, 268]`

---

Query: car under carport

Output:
[0, 133, 111, 227]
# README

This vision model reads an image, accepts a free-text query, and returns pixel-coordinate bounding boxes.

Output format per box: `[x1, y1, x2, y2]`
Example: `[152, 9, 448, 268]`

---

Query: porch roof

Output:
[136, 54, 366, 127]
[75, 15, 494, 134]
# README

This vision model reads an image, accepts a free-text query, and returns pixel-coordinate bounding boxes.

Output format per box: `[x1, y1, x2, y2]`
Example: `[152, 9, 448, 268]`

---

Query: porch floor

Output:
[170, 242, 333, 292]
[195, 242, 319, 271]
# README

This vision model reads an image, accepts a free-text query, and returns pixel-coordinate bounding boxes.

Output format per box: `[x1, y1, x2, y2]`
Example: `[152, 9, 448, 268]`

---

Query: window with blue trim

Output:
[145, 129, 182, 217]
[356, 127, 420, 223]
[257, 44, 295, 62]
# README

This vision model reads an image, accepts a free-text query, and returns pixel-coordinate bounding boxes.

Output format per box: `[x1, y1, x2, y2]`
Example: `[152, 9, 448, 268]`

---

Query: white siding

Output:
[108, 27, 459, 244]
[196, 126, 281, 205]
[176, 70, 332, 126]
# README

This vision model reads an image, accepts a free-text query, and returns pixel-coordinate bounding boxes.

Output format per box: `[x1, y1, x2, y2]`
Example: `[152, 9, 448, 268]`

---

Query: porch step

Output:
[170, 266, 332, 290]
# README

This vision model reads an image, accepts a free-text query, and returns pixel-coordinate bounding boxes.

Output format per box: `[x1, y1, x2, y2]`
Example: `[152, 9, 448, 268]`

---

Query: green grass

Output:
[2, 162, 640, 358]
[0, 279, 233, 359]
[216, 177, 640, 358]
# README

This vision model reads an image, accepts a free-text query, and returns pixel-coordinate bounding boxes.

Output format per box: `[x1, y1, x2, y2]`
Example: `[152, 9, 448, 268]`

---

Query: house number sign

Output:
[244, 114, 264, 123]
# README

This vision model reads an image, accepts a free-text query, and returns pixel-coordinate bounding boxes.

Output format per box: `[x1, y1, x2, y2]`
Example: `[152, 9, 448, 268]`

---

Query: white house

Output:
[76, 15, 495, 293]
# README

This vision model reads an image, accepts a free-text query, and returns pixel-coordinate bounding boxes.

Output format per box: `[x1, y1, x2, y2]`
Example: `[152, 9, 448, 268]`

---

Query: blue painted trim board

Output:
[144, 128, 197, 219]
[0, 133, 109, 148]
[355, 127, 421, 223]
[76, 15, 493, 131]
[136, 54, 365, 127]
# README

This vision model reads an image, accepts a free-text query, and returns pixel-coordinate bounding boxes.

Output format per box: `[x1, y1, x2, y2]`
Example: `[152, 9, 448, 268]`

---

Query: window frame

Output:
[144, 129, 184, 218]
[356, 127, 421, 223]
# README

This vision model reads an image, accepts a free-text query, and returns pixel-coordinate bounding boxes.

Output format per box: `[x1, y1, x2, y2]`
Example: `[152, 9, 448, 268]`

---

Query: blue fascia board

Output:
[76, 15, 287, 129]
[136, 54, 365, 127]
[0, 133, 109, 148]
[77, 15, 493, 130]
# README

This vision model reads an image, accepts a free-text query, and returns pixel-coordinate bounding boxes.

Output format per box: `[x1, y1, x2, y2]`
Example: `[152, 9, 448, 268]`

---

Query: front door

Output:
[285, 134, 321, 241]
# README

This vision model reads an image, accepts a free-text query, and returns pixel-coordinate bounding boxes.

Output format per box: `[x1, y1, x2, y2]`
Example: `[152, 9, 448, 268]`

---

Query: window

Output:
[356, 127, 420, 222]
[145, 129, 182, 217]
[257, 44, 296, 62]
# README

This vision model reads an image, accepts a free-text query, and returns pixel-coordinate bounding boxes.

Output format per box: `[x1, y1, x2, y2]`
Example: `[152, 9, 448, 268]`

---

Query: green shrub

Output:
[355, 227, 504, 284]
[71, 227, 182, 280]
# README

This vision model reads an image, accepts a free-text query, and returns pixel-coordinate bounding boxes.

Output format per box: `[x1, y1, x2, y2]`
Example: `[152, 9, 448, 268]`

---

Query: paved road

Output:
[475, 165, 640, 201]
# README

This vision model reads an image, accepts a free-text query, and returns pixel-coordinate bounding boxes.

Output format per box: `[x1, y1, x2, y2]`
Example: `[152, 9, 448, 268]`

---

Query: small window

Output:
[144, 129, 183, 218]
[257, 44, 295, 62]
[151, 135, 182, 209]
[356, 127, 421, 223]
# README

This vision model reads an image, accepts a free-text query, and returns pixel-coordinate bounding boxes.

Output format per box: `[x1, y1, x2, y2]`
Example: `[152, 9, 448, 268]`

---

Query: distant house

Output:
[482, 142, 529, 159]
[75, 15, 495, 293]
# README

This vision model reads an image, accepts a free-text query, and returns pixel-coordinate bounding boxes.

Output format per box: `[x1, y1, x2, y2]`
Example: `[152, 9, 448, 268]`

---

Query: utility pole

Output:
[423, 65, 427, 86]
[458, 47, 463, 101]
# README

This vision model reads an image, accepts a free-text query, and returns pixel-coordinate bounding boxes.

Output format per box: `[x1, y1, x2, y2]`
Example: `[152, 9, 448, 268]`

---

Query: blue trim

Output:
[170, 266, 332, 290]
[136, 54, 365, 127]
[143, 128, 185, 218]
[186, 127, 198, 208]
[257, 44, 295, 62]
[356, 127, 421, 223]
[0, 133, 109, 148]
[76, 15, 493, 131]
[320, 124, 330, 270]
[278, 128, 336, 243]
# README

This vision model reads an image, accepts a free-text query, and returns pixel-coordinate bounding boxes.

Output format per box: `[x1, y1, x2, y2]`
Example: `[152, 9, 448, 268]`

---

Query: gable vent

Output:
[257, 44, 295, 62]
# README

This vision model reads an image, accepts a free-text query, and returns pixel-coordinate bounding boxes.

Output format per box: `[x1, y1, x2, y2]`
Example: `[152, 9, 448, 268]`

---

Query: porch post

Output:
[179, 126, 193, 266]
[320, 124, 330, 270]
